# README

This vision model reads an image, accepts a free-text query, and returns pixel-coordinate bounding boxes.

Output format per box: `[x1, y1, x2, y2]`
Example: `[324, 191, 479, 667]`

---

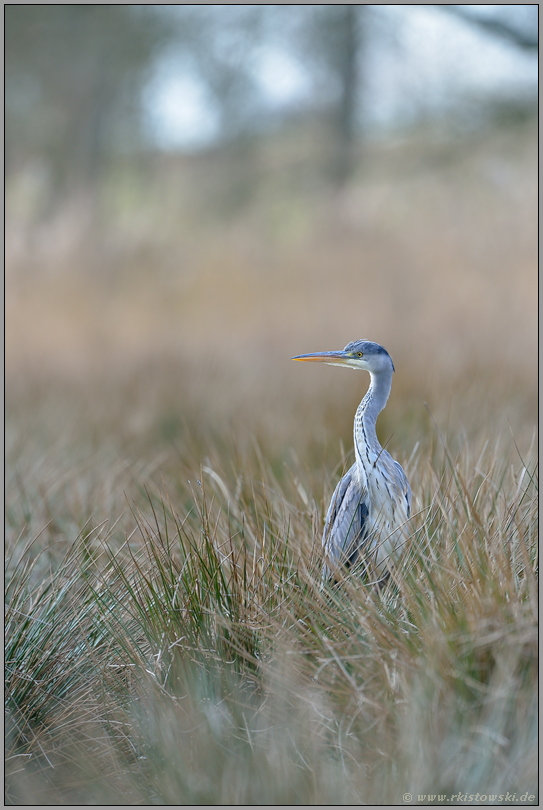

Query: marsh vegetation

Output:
[5, 121, 537, 804]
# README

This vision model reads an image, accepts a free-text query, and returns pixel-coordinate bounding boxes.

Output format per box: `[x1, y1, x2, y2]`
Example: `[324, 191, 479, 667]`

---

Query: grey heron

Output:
[292, 340, 411, 584]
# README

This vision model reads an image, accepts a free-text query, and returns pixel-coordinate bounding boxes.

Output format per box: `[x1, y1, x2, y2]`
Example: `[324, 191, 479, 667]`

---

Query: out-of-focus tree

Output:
[151, 5, 271, 210]
[435, 5, 538, 51]
[173, 4, 537, 187]
[5, 3, 538, 215]
[179, 4, 371, 186]
[147, 5, 370, 186]
[323, 5, 364, 185]
[173, 5, 268, 141]
[275, 5, 367, 186]
[281, 4, 538, 183]
[5, 5, 169, 205]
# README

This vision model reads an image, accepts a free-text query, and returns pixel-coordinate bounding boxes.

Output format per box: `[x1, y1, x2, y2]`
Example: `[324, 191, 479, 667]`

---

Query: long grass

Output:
[5, 423, 538, 803]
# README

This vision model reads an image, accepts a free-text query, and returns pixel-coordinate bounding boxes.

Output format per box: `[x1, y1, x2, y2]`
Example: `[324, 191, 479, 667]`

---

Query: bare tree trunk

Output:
[330, 5, 360, 186]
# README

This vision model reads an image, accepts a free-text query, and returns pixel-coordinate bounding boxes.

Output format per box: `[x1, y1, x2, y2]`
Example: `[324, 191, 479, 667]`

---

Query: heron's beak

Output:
[291, 350, 350, 365]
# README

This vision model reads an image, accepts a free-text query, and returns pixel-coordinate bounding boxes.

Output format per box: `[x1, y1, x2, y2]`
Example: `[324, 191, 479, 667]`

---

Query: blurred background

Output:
[5, 5, 538, 484]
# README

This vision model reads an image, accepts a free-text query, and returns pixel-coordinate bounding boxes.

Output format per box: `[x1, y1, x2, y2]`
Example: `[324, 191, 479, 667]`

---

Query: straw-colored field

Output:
[6, 122, 538, 804]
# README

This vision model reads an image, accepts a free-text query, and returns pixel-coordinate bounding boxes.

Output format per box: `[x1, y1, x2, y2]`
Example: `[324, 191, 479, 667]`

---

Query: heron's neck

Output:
[354, 369, 393, 467]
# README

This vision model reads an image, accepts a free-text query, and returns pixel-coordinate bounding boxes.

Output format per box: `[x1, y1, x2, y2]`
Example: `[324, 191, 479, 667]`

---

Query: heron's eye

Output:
[357, 352, 363, 357]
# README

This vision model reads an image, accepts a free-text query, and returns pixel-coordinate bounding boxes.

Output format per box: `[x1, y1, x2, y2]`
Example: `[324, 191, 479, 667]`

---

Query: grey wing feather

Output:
[323, 463, 370, 579]
[392, 459, 411, 517]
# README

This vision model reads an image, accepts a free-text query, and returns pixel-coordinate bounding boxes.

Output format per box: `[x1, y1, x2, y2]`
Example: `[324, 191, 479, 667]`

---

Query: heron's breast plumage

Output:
[323, 451, 410, 577]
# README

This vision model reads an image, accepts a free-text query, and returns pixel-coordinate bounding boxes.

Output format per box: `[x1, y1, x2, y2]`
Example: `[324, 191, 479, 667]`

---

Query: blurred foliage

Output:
[437, 4, 538, 51]
[5, 5, 169, 198]
[5, 4, 538, 209]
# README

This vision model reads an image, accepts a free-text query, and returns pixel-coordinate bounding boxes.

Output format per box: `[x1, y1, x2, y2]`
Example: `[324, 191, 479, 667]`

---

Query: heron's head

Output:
[292, 340, 394, 374]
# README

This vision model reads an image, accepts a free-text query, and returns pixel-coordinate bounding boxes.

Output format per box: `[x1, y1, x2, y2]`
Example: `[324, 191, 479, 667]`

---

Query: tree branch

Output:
[433, 5, 538, 51]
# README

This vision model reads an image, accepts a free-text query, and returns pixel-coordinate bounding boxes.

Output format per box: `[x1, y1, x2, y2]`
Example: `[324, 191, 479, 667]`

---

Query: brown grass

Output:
[5, 121, 538, 804]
